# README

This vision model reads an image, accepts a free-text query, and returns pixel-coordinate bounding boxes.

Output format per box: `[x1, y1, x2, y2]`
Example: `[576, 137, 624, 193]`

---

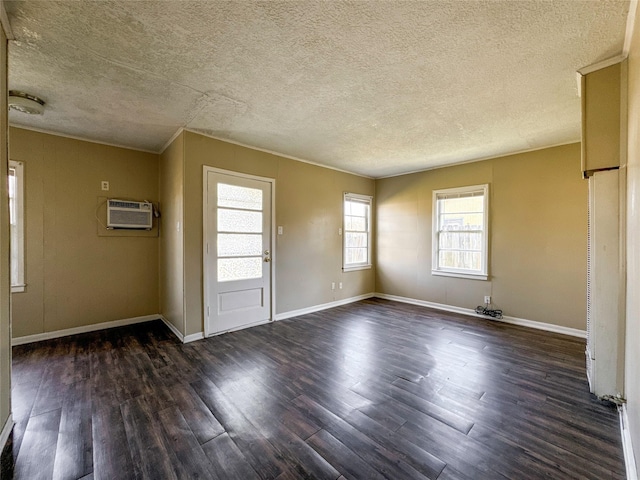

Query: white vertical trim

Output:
[620, 404, 639, 480]
[9, 160, 24, 291]
[202, 167, 210, 337]
[0, 414, 13, 452]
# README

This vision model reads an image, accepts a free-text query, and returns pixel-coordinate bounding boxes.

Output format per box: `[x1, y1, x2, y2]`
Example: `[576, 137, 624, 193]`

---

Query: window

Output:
[9, 160, 25, 293]
[432, 184, 488, 280]
[343, 193, 372, 271]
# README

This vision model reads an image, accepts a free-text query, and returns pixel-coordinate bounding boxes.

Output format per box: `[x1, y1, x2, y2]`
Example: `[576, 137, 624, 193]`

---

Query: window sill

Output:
[343, 265, 372, 272]
[11, 284, 26, 293]
[431, 270, 488, 281]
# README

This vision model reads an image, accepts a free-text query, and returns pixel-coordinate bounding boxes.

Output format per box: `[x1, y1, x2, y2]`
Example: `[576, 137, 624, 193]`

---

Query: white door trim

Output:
[202, 166, 276, 337]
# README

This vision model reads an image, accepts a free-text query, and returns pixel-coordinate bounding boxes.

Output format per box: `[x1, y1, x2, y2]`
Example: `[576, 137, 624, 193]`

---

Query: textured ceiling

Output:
[5, 1, 630, 177]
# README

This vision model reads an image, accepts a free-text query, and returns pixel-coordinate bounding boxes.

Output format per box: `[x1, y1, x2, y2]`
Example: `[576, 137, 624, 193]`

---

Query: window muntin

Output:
[9, 160, 25, 292]
[343, 193, 372, 271]
[432, 184, 488, 280]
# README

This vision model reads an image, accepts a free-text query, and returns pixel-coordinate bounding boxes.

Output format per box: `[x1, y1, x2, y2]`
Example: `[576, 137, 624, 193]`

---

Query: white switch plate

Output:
[101, 181, 109, 191]
[278, 226, 283, 235]
[339, 227, 342, 235]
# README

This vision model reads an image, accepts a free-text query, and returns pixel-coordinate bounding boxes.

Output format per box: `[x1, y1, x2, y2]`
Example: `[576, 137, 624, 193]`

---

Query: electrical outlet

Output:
[331, 282, 336, 290]
[278, 226, 283, 235]
[101, 180, 109, 191]
[339, 282, 343, 289]
[484, 295, 491, 304]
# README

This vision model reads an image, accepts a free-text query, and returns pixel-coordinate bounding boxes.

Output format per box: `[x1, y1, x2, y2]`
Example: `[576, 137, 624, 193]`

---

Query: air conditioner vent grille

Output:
[107, 199, 153, 229]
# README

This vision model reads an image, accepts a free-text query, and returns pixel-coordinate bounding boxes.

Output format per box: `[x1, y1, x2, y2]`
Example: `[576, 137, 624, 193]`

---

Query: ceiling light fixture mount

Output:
[8, 90, 45, 115]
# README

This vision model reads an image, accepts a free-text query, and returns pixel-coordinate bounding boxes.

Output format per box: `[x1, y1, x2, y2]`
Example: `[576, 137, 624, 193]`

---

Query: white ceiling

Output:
[5, 1, 631, 177]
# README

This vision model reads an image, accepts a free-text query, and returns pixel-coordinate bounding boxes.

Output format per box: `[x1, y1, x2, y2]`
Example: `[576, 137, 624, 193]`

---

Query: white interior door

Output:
[204, 170, 273, 335]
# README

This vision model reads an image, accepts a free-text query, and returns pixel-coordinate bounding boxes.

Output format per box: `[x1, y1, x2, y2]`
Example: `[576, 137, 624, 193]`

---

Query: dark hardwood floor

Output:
[3, 298, 626, 479]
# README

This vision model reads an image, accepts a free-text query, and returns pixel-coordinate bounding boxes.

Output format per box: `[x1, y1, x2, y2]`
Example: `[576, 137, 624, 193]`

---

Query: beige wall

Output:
[159, 132, 185, 335]
[180, 131, 375, 336]
[376, 143, 587, 330]
[0, 26, 11, 442]
[10, 128, 160, 338]
[625, 1, 640, 469]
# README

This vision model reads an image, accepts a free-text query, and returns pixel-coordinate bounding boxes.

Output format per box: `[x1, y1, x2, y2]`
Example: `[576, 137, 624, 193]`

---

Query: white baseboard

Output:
[0, 414, 13, 453]
[184, 332, 205, 343]
[274, 293, 375, 321]
[159, 315, 204, 344]
[620, 404, 639, 480]
[159, 315, 184, 342]
[374, 293, 587, 339]
[12, 314, 162, 346]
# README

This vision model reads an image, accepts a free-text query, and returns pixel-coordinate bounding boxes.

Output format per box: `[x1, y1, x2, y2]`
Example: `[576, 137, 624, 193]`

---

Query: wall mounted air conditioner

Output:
[107, 199, 153, 230]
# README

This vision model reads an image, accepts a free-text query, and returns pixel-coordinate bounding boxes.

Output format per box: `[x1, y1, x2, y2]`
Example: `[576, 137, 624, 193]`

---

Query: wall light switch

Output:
[339, 227, 342, 235]
[101, 181, 109, 191]
[278, 226, 283, 235]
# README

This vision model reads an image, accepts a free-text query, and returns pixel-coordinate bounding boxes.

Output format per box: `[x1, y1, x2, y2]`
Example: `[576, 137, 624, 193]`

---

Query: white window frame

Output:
[432, 184, 489, 281]
[343, 192, 373, 272]
[9, 160, 25, 293]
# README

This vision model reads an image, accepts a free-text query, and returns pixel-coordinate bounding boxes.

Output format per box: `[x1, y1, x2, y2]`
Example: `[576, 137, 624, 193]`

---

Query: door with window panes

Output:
[205, 171, 272, 335]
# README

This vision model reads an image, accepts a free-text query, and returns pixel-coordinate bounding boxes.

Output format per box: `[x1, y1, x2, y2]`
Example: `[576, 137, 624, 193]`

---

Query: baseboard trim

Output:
[184, 332, 205, 343]
[274, 293, 376, 321]
[12, 314, 161, 346]
[374, 293, 587, 339]
[159, 315, 205, 344]
[620, 404, 639, 480]
[159, 315, 185, 343]
[0, 414, 13, 453]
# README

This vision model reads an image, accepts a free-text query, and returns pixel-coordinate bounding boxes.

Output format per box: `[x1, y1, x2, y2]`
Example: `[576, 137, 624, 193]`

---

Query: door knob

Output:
[264, 257, 271, 262]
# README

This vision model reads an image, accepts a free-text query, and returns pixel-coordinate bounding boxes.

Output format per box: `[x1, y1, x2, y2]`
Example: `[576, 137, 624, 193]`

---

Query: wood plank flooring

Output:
[2, 298, 626, 479]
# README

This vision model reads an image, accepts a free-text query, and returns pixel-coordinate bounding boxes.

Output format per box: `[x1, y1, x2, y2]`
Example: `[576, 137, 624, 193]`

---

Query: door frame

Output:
[202, 166, 276, 337]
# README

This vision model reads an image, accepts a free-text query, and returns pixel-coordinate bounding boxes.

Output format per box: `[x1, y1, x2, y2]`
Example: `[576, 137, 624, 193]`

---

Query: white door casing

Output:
[203, 167, 275, 336]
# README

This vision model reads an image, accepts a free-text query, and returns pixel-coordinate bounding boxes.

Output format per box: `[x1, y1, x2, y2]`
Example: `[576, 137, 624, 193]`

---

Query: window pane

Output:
[438, 195, 483, 214]
[346, 248, 367, 264]
[218, 257, 262, 282]
[345, 215, 366, 232]
[439, 250, 482, 271]
[345, 200, 368, 216]
[218, 208, 262, 233]
[439, 212, 483, 231]
[218, 183, 262, 210]
[218, 233, 262, 257]
[345, 232, 368, 248]
[8, 171, 15, 226]
[439, 232, 482, 251]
